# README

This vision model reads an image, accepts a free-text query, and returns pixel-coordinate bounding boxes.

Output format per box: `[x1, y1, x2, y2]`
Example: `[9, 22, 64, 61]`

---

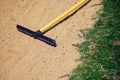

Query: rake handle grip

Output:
[40, 0, 88, 33]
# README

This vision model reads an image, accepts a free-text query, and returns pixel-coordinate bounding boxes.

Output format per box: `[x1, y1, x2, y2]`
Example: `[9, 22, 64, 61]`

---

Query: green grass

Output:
[69, 0, 120, 80]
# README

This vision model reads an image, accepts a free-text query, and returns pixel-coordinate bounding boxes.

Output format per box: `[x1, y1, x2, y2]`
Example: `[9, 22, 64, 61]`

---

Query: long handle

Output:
[40, 0, 87, 33]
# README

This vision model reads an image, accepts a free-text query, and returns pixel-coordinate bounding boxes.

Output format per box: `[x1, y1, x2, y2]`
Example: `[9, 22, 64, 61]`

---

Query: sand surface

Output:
[0, 0, 100, 80]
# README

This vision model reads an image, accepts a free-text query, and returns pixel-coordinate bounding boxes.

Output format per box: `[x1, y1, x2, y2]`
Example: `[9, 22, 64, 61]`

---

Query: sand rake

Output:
[16, 0, 88, 47]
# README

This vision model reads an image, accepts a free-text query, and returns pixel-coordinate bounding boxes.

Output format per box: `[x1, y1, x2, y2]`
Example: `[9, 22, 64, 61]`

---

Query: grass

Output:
[69, 0, 120, 80]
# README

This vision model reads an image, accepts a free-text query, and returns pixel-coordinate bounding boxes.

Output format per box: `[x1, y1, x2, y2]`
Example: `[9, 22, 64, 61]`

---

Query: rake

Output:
[16, 0, 88, 47]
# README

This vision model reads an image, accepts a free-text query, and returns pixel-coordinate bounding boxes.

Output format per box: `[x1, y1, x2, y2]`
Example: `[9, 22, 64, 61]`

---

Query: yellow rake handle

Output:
[40, 0, 88, 33]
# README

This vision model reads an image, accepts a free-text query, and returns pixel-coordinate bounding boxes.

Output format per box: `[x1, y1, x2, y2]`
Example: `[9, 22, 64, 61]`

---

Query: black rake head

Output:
[16, 25, 56, 47]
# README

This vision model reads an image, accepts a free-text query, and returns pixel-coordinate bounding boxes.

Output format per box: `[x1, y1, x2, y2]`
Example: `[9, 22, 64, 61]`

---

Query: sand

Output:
[0, 0, 101, 80]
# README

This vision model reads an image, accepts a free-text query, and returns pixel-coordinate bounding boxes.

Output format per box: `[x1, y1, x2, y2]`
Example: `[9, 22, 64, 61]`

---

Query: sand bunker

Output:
[0, 0, 100, 80]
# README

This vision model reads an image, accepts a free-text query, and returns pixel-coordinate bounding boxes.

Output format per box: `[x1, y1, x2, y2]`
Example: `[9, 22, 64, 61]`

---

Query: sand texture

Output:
[0, 0, 100, 80]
